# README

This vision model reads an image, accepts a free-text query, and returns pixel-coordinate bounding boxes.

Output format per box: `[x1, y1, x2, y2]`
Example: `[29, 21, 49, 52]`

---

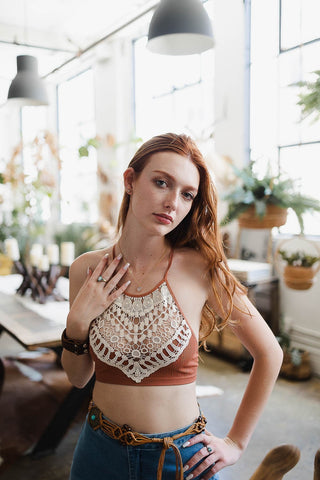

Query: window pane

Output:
[281, 0, 320, 50]
[278, 85, 301, 146]
[279, 144, 320, 235]
[280, 0, 301, 50]
[301, 0, 320, 44]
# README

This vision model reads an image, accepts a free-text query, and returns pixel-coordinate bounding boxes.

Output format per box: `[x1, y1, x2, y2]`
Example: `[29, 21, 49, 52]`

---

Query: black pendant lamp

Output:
[147, 0, 214, 55]
[7, 55, 49, 106]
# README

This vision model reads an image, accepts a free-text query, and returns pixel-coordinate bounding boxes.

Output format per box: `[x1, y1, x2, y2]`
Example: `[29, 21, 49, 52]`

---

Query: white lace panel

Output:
[89, 283, 192, 383]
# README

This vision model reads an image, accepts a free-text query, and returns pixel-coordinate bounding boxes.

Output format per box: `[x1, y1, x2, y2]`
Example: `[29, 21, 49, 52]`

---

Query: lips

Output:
[153, 213, 173, 224]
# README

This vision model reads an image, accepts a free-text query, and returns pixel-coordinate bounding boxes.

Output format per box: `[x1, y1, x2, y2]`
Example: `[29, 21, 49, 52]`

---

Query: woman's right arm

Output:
[61, 252, 130, 388]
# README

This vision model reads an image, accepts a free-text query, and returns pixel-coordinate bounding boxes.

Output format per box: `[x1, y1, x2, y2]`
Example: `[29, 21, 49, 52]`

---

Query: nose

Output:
[164, 189, 179, 211]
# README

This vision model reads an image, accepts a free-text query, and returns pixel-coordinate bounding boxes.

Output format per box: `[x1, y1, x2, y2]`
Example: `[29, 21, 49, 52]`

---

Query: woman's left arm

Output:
[225, 294, 283, 450]
[183, 292, 283, 479]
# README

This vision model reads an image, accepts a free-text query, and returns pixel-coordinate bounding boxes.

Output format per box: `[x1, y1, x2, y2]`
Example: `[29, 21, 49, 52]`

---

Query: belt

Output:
[88, 401, 207, 480]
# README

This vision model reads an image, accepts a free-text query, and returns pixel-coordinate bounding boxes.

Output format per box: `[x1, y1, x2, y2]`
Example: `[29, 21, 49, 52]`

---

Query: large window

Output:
[250, 0, 320, 236]
[133, 1, 215, 142]
[58, 68, 97, 224]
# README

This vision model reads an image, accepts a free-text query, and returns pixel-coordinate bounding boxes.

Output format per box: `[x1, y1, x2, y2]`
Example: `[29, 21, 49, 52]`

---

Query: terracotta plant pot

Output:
[238, 204, 288, 229]
[283, 265, 315, 290]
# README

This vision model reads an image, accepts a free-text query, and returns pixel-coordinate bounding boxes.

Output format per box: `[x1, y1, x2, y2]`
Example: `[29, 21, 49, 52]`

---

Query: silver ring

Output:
[97, 275, 107, 283]
[207, 446, 213, 454]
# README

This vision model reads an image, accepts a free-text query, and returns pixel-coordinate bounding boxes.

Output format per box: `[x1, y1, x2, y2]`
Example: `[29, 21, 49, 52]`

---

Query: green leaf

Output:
[78, 146, 89, 157]
[87, 138, 101, 149]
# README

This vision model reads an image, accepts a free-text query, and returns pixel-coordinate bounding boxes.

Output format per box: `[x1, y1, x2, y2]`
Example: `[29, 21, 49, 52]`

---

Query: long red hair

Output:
[117, 133, 246, 345]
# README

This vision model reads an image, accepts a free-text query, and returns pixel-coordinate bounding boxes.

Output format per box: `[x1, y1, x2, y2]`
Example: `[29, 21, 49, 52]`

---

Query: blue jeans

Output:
[70, 413, 220, 480]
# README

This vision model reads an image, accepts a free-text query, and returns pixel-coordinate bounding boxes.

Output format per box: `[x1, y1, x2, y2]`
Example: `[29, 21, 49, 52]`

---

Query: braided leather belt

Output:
[88, 401, 207, 480]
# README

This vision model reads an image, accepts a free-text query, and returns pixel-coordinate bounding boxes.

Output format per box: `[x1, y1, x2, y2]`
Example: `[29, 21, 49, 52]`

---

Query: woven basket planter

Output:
[280, 350, 312, 380]
[283, 265, 316, 290]
[238, 204, 288, 229]
[275, 236, 320, 291]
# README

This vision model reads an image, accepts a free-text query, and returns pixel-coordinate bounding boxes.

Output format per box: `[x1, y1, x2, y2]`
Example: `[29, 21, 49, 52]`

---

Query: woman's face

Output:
[125, 151, 200, 236]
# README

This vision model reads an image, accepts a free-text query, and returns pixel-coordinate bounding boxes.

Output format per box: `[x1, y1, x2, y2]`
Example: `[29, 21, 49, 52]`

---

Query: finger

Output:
[184, 446, 213, 471]
[104, 262, 130, 292]
[186, 455, 216, 480]
[201, 462, 221, 480]
[183, 433, 209, 448]
[202, 460, 222, 480]
[91, 253, 111, 281]
[98, 253, 125, 283]
[86, 266, 93, 279]
[107, 280, 131, 302]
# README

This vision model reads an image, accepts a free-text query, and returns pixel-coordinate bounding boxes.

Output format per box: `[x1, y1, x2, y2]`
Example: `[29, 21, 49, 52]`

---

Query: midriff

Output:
[92, 380, 199, 433]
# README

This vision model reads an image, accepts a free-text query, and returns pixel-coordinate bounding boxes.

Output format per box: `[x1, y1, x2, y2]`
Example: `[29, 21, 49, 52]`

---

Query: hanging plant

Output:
[275, 237, 320, 291]
[220, 161, 320, 231]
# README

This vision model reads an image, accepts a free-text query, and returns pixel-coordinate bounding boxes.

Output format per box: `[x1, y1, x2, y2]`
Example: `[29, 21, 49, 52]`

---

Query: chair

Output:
[249, 444, 300, 480]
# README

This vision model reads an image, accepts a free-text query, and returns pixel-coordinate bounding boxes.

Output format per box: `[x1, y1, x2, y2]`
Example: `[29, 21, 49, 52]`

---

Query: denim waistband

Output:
[87, 401, 207, 480]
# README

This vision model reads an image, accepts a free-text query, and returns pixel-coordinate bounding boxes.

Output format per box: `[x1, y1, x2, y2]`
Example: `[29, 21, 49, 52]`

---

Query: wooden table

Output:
[0, 289, 93, 456]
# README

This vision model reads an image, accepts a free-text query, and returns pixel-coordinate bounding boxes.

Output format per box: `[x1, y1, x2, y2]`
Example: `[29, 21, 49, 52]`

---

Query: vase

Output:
[238, 204, 288, 229]
[283, 265, 315, 290]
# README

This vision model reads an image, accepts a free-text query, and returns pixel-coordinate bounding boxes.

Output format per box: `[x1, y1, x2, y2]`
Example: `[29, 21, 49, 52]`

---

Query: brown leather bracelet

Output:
[61, 328, 89, 355]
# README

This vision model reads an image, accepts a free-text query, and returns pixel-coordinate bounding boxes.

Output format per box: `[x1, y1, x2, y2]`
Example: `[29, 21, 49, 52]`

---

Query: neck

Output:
[118, 227, 169, 269]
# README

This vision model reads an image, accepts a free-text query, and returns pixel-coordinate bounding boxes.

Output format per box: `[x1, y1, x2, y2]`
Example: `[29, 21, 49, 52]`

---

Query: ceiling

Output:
[0, 0, 158, 80]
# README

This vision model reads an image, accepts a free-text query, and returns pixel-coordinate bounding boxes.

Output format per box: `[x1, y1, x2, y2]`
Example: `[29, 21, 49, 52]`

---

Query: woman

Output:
[61, 133, 283, 480]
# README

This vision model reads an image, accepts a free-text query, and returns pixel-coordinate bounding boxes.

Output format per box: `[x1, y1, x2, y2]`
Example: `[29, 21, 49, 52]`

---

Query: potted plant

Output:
[220, 161, 320, 231]
[277, 249, 320, 290]
[276, 326, 312, 380]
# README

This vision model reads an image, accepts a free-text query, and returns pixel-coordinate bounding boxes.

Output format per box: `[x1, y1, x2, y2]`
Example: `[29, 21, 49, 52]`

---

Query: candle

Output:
[47, 244, 59, 265]
[61, 242, 75, 266]
[30, 244, 43, 267]
[4, 238, 20, 261]
[39, 254, 50, 272]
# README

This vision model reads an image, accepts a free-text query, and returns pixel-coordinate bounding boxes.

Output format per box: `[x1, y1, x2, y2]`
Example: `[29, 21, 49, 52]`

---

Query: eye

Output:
[182, 191, 194, 201]
[155, 179, 167, 188]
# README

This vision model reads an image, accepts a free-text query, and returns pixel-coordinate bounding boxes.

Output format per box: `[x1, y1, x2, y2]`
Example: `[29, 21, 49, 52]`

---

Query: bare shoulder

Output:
[172, 247, 208, 280]
[70, 246, 112, 277]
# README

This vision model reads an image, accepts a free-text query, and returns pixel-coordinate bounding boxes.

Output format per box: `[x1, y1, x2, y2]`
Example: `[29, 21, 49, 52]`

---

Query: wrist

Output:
[61, 328, 89, 355]
[66, 314, 89, 341]
[224, 435, 245, 451]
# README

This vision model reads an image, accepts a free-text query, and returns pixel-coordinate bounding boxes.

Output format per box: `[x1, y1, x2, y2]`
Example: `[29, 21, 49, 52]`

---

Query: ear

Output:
[123, 167, 135, 194]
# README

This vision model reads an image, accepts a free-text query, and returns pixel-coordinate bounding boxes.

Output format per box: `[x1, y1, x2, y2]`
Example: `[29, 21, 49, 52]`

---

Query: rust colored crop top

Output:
[89, 249, 199, 386]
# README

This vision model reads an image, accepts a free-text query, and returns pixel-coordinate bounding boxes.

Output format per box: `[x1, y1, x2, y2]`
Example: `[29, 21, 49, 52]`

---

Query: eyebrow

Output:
[153, 170, 199, 193]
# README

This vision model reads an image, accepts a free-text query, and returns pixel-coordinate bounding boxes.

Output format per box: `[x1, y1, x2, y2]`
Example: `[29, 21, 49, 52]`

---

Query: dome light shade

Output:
[147, 0, 214, 55]
[7, 55, 49, 106]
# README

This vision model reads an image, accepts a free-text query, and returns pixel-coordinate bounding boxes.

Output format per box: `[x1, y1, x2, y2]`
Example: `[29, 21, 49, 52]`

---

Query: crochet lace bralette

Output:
[89, 250, 199, 386]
